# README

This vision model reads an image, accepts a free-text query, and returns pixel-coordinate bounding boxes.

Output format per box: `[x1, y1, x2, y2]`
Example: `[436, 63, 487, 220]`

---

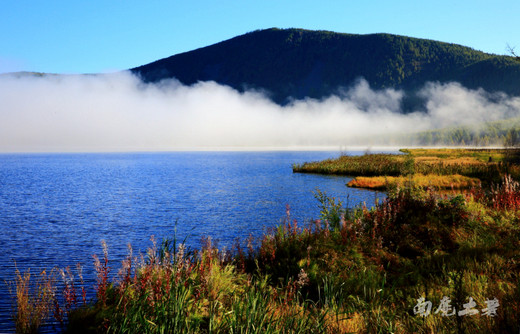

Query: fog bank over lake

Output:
[1, 72, 520, 152]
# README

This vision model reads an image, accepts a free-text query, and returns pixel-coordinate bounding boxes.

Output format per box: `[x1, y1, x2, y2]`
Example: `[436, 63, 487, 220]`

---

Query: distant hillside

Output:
[408, 117, 520, 147]
[131, 28, 520, 106]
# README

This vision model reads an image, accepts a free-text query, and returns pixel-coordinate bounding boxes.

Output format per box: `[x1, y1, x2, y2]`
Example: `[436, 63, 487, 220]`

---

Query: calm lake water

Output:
[0, 151, 388, 332]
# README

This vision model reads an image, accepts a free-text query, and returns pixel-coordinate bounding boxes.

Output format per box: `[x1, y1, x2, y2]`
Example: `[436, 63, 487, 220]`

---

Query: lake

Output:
[0, 151, 388, 332]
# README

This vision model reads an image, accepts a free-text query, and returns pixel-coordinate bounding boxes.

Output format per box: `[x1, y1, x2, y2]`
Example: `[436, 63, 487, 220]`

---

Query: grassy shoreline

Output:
[293, 148, 520, 190]
[9, 149, 520, 333]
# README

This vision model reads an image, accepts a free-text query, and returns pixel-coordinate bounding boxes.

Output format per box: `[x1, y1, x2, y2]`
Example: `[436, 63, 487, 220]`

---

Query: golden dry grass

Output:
[415, 156, 485, 165]
[8, 268, 56, 334]
[402, 148, 513, 163]
[347, 174, 481, 190]
[322, 311, 365, 333]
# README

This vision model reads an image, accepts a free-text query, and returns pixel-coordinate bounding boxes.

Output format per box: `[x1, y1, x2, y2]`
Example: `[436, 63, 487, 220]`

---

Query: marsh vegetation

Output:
[293, 148, 520, 189]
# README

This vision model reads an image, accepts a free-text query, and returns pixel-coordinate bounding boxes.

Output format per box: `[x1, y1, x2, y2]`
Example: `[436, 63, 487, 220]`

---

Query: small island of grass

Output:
[293, 148, 520, 190]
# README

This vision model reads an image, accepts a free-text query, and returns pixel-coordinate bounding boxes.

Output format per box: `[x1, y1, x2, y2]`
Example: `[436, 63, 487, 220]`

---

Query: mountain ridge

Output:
[132, 28, 520, 106]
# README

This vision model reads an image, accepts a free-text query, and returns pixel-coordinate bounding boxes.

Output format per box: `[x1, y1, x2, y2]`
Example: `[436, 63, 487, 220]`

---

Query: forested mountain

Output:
[132, 28, 520, 106]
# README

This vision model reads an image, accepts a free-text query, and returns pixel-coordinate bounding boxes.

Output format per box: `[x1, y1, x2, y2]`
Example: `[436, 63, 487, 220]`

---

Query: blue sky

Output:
[1, 0, 519, 74]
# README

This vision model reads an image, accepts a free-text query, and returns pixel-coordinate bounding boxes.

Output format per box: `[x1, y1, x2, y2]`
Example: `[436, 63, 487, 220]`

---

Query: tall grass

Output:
[8, 267, 56, 334]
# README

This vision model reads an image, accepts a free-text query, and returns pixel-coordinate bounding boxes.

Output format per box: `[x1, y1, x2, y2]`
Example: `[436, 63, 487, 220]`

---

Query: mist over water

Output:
[1, 72, 520, 152]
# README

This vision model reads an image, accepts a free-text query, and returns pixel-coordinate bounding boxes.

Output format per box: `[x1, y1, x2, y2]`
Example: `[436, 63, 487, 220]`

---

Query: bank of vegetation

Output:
[293, 148, 520, 190]
[9, 149, 520, 333]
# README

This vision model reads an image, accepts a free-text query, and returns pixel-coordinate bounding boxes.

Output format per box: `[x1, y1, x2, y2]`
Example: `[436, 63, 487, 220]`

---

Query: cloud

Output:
[0, 72, 519, 152]
[419, 82, 520, 128]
